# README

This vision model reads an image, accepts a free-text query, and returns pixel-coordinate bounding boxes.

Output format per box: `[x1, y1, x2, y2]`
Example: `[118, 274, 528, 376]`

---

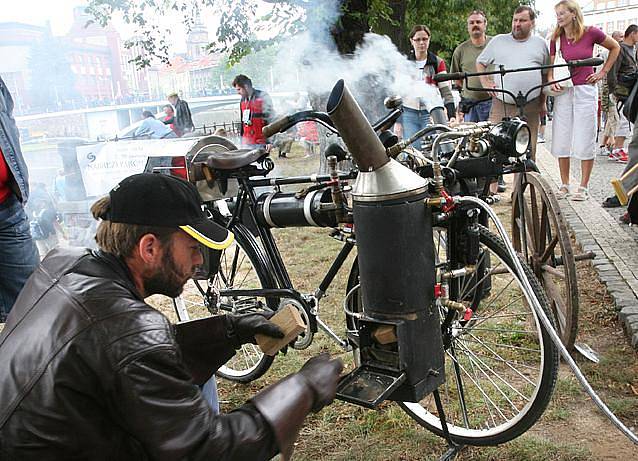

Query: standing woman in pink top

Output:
[548, 0, 619, 201]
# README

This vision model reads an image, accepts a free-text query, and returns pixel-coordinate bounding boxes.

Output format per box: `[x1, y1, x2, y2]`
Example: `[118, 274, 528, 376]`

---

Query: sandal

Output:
[570, 187, 589, 201]
[556, 184, 570, 200]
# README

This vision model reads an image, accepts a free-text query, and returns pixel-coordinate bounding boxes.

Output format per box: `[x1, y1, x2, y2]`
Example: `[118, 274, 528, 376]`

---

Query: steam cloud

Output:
[274, 31, 444, 120]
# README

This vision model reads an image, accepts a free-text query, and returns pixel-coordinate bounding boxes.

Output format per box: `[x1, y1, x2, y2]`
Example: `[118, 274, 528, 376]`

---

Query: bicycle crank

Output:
[278, 298, 314, 350]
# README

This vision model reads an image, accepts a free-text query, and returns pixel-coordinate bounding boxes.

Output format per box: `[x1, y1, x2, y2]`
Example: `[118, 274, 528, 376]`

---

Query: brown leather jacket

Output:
[0, 248, 312, 460]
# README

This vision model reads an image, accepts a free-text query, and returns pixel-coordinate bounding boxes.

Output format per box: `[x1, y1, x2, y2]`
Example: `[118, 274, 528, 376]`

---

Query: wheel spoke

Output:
[449, 345, 471, 428]
[542, 272, 567, 333]
[530, 186, 541, 251]
[538, 201, 549, 256]
[539, 235, 559, 265]
[522, 199, 538, 255]
[458, 250, 497, 299]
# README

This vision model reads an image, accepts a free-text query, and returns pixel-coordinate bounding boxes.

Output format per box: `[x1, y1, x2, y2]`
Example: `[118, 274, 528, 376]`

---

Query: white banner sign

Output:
[76, 139, 198, 197]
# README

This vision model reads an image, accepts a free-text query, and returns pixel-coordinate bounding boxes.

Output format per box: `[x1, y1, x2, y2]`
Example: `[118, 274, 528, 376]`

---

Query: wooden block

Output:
[612, 162, 638, 206]
[255, 304, 306, 356]
[372, 325, 397, 345]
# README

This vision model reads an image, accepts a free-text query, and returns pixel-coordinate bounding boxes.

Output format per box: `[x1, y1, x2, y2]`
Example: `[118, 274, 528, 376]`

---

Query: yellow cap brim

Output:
[179, 225, 234, 250]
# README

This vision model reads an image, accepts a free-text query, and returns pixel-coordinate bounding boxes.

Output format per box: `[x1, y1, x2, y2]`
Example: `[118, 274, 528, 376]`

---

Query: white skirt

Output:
[550, 84, 598, 160]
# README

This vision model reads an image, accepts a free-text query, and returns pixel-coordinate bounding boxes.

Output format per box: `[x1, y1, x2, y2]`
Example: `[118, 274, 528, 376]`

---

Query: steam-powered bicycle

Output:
[431, 58, 601, 350]
[169, 59, 599, 451]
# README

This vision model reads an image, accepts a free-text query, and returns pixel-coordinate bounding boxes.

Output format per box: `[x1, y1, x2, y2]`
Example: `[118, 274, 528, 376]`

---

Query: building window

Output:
[618, 20, 627, 31]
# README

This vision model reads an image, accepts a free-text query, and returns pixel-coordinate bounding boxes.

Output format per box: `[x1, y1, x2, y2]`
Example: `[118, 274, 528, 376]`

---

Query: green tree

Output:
[209, 44, 281, 91]
[86, 0, 534, 66]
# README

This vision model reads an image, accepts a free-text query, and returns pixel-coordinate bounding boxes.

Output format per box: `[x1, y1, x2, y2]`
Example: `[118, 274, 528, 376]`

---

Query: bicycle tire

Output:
[346, 226, 559, 446]
[173, 223, 277, 383]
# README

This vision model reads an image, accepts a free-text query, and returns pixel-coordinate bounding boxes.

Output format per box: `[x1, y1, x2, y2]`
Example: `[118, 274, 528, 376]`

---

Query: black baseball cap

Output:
[100, 173, 233, 250]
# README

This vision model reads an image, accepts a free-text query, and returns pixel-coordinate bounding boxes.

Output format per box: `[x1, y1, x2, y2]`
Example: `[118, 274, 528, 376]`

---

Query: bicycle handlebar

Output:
[433, 57, 604, 83]
[262, 110, 336, 138]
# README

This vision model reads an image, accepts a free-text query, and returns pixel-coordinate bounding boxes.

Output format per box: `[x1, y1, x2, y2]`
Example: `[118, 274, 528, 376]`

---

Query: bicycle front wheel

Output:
[400, 226, 559, 446]
[173, 223, 278, 383]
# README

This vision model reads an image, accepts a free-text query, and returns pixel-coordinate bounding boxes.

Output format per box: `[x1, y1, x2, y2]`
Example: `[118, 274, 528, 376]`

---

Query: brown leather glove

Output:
[225, 312, 284, 349]
[250, 353, 344, 460]
[297, 353, 344, 412]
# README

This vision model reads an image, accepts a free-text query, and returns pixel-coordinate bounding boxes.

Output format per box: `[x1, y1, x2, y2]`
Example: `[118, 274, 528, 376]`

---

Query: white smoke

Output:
[275, 31, 444, 118]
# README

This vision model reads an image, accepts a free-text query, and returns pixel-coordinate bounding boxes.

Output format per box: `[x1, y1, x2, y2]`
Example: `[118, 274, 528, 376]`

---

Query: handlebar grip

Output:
[568, 57, 604, 67]
[262, 116, 291, 139]
[433, 72, 465, 83]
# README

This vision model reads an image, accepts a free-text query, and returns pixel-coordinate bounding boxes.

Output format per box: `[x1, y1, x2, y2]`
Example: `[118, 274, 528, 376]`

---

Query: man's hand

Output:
[264, 144, 273, 154]
[226, 312, 284, 348]
[297, 353, 344, 412]
[483, 81, 498, 98]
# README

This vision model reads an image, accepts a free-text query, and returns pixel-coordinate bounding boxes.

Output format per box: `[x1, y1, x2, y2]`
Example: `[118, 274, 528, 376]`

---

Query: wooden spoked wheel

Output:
[511, 172, 579, 349]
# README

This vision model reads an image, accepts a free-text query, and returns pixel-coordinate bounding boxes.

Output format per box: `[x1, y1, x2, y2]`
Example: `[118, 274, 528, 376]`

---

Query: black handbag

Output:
[621, 77, 638, 123]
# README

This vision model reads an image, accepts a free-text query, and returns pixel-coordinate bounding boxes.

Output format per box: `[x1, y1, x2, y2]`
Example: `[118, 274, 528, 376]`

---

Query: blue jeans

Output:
[201, 375, 220, 414]
[0, 194, 39, 321]
[400, 107, 431, 148]
[464, 99, 492, 123]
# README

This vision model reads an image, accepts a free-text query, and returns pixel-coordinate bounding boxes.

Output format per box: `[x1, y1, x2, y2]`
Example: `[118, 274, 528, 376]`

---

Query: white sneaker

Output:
[556, 184, 570, 200]
[570, 187, 589, 201]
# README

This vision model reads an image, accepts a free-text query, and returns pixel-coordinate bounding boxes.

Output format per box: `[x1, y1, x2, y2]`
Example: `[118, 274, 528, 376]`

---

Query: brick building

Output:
[63, 7, 128, 102]
[583, 0, 638, 33]
[0, 22, 47, 112]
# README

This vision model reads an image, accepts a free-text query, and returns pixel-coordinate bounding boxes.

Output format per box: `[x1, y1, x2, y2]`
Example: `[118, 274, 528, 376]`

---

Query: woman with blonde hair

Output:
[547, 0, 620, 200]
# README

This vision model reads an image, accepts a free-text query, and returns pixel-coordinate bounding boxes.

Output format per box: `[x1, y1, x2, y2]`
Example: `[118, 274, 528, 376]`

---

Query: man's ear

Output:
[137, 233, 163, 265]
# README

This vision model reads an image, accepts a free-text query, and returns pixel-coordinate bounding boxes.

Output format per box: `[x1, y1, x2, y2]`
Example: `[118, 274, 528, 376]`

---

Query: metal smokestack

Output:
[326, 80, 428, 202]
[326, 79, 388, 172]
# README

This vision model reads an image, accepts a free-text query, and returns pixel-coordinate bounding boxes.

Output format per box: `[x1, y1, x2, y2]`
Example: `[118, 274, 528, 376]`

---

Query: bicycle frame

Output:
[212, 169, 359, 349]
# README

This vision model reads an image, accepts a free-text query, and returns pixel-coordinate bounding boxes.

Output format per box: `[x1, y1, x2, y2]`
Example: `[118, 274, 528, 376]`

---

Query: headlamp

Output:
[487, 119, 531, 159]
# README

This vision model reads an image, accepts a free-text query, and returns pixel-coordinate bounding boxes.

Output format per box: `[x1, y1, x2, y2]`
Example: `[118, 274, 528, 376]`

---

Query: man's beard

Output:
[144, 247, 193, 298]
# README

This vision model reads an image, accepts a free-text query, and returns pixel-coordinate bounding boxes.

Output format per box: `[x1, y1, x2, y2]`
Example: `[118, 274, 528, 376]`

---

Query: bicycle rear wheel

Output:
[399, 226, 559, 445]
[173, 223, 278, 383]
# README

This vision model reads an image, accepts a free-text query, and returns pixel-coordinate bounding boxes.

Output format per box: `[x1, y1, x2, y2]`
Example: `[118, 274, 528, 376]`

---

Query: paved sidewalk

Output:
[535, 140, 638, 349]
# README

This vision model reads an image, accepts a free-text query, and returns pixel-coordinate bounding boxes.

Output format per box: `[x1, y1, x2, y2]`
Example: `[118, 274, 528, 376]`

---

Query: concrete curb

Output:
[535, 145, 638, 349]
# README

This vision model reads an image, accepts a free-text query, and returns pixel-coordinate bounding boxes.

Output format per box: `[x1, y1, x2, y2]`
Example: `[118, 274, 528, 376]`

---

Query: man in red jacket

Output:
[233, 74, 274, 150]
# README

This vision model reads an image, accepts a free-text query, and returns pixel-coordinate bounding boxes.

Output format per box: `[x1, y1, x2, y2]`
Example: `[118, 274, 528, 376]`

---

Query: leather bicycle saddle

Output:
[205, 148, 266, 170]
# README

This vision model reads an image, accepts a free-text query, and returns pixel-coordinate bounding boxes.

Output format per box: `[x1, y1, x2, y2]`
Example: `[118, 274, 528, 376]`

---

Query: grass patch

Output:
[467, 435, 591, 461]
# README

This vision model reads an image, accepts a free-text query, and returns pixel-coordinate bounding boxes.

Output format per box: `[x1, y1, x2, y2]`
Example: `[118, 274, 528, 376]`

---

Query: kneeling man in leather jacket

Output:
[0, 173, 343, 460]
